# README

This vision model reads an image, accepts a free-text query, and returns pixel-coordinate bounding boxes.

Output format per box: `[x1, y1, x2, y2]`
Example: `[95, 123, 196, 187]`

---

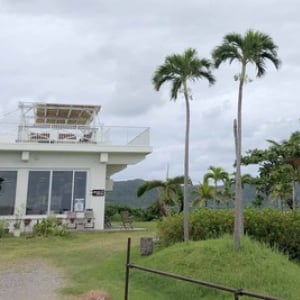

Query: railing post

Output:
[124, 237, 131, 300]
[234, 289, 242, 300]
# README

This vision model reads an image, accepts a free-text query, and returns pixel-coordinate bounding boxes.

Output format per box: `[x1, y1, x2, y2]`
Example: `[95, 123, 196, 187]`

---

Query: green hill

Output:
[131, 235, 300, 299]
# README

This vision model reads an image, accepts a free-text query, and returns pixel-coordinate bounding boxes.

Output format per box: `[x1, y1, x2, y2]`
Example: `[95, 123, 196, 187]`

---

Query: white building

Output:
[0, 102, 152, 230]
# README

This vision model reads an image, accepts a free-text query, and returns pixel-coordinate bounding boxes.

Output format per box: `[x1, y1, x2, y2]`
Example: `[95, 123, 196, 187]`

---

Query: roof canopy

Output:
[20, 102, 101, 125]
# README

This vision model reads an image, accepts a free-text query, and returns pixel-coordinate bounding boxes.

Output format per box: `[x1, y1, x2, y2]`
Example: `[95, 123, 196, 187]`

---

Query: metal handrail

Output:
[0, 122, 150, 146]
[124, 238, 283, 300]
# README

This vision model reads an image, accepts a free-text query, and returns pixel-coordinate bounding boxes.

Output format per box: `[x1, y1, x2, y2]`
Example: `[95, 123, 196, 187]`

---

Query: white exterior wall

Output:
[0, 151, 108, 229]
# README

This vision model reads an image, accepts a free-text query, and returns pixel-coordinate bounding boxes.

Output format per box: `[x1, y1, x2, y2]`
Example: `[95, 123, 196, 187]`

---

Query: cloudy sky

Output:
[0, 0, 299, 183]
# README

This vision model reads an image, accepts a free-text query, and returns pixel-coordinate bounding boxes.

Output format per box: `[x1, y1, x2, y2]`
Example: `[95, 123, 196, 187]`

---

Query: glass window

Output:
[73, 172, 87, 211]
[0, 171, 17, 216]
[26, 171, 50, 215]
[26, 170, 87, 215]
[51, 171, 73, 214]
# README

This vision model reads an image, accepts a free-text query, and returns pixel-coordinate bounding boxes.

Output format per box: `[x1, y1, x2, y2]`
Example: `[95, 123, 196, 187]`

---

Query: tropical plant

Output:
[33, 215, 68, 237]
[222, 176, 235, 208]
[192, 181, 214, 208]
[242, 147, 281, 202]
[152, 48, 215, 241]
[270, 182, 292, 212]
[268, 131, 300, 209]
[243, 131, 300, 210]
[204, 166, 229, 208]
[137, 176, 186, 217]
[212, 29, 280, 249]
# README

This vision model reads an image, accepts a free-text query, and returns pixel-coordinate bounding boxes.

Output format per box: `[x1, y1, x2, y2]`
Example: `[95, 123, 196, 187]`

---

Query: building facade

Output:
[0, 102, 152, 230]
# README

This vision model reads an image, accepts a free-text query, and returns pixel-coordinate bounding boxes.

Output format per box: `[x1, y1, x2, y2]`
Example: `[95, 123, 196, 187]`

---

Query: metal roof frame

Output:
[19, 102, 101, 125]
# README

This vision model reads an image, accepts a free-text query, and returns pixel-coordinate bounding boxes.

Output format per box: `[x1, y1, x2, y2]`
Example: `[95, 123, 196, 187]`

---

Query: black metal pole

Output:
[234, 289, 242, 300]
[124, 237, 131, 300]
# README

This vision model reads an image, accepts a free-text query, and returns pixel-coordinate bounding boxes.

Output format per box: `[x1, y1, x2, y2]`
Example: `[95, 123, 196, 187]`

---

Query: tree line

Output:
[138, 129, 300, 215]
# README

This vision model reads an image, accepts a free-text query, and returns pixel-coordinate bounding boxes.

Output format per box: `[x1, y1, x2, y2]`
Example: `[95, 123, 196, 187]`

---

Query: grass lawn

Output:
[0, 221, 300, 299]
[0, 221, 158, 299]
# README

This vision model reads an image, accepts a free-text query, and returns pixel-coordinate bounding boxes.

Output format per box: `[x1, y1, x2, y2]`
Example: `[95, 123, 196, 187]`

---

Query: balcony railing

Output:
[0, 122, 150, 147]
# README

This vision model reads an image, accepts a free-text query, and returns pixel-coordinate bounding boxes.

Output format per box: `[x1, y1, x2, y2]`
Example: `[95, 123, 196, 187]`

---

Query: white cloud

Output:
[0, 0, 300, 183]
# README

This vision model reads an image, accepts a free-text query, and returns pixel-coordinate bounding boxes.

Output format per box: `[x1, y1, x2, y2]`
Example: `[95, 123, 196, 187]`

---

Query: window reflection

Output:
[26, 171, 50, 215]
[0, 171, 17, 215]
[26, 170, 86, 215]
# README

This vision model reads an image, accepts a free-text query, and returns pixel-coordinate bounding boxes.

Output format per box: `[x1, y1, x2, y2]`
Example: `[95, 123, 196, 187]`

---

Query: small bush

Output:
[157, 214, 184, 246]
[33, 216, 68, 237]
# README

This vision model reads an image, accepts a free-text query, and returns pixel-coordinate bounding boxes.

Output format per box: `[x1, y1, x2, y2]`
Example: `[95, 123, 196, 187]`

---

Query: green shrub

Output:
[190, 209, 233, 241]
[244, 208, 300, 260]
[33, 216, 68, 237]
[157, 214, 184, 246]
[141, 203, 161, 221]
[157, 208, 300, 261]
[105, 204, 160, 221]
[157, 209, 233, 246]
[105, 204, 121, 217]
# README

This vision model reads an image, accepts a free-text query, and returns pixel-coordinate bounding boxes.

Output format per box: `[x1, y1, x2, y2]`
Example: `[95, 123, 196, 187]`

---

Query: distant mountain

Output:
[105, 179, 261, 209]
[105, 179, 157, 208]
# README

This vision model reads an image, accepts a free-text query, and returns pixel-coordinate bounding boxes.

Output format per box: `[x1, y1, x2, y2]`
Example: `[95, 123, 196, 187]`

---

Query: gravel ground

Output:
[0, 259, 68, 300]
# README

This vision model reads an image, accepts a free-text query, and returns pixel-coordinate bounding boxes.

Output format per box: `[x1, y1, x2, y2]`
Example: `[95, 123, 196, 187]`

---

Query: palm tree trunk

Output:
[292, 179, 296, 210]
[214, 181, 218, 209]
[234, 64, 246, 250]
[183, 80, 190, 242]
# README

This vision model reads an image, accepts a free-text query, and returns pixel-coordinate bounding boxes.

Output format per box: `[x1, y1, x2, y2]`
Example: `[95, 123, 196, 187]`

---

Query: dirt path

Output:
[0, 259, 69, 300]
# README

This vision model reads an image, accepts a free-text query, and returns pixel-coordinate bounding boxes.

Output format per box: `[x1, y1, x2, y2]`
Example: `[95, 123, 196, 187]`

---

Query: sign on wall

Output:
[92, 189, 105, 197]
[74, 198, 85, 211]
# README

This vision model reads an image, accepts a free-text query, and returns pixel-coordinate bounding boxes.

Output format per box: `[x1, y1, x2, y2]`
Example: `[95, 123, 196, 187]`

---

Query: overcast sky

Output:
[0, 0, 299, 183]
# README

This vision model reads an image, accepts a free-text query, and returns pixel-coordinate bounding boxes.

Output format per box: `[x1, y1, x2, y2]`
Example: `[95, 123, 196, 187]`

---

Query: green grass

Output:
[133, 235, 300, 299]
[0, 223, 299, 299]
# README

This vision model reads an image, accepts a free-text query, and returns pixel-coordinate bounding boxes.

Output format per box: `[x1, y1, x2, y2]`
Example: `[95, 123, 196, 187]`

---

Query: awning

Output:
[34, 103, 101, 125]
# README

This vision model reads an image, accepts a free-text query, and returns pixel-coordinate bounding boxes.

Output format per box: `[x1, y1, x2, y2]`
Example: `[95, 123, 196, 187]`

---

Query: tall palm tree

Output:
[137, 176, 185, 216]
[204, 166, 229, 208]
[212, 30, 280, 249]
[192, 181, 214, 208]
[152, 48, 215, 241]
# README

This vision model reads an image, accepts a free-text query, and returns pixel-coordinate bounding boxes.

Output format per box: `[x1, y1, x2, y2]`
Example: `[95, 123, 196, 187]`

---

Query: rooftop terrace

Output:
[0, 102, 150, 147]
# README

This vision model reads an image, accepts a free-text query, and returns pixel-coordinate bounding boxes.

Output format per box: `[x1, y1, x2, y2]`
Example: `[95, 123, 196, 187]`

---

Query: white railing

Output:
[0, 122, 150, 147]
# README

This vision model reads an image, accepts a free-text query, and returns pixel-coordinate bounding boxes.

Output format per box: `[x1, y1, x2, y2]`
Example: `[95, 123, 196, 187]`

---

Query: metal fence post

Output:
[124, 237, 131, 300]
[234, 289, 242, 300]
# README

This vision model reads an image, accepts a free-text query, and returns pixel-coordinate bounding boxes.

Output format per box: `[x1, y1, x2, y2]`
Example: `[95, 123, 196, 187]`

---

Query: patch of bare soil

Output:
[0, 259, 67, 300]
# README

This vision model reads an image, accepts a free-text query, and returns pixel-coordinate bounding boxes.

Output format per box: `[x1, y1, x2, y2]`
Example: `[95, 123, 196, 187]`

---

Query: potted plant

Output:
[23, 218, 32, 226]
